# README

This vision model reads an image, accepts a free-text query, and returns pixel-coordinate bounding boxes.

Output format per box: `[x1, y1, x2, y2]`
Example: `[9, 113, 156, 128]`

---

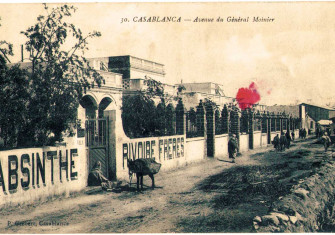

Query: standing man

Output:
[285, 131, 292, 149]
[303, 128, 307, 139]
[316, 127, 320, 139]
[280, 132, 287, 151]
[228, 134, 238, 163]
[291, 131, 295, 141]
[322, 132, 331, 152]
[273, 134, 280, 151]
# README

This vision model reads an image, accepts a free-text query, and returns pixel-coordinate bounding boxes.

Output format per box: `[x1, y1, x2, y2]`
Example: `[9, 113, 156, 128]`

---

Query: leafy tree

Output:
[177, 84, 186, 97]
[203, 98, 219, 110]
[186, 107, 197, 138]
[0, 62, 30, 148]
[19, 4, 103, 146]
[0, 18, 30, 148]
[122, 94, 157, 138]
[0, 4, 103, 148]
[121, 76, 176, 138]
[240, 109, 249, 134]
[144, 75, 164, 98]
[156, 100, 167, 135]
[221, 105, 229, 134]
[188, 107, 197, 125]
[215, 109, 221, 134]
[0, 18, 13, 63]
[166, 103, 176, 135]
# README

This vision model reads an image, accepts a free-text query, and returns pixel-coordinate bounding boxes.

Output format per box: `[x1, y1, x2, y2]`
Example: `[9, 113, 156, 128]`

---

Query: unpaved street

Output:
[0, 138, 331, 233]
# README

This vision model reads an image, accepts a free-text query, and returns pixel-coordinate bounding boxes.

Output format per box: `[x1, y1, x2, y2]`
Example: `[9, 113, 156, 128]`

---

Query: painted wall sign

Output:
[122, 137, 184, 168]
[0, 149, 78, 195]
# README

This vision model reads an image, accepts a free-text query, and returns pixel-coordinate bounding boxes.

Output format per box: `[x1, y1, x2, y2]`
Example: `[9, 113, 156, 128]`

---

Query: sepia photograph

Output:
[0, 1, 335, 233]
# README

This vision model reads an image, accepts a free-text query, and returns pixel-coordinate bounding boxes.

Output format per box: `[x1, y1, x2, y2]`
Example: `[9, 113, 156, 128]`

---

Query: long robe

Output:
[228, 138, 238, 159]
[87, 166, 108, 186]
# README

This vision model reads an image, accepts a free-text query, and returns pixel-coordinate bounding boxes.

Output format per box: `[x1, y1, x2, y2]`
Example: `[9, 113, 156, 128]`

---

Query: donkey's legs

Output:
[136, 173, 140, 190]
[149, 174, 155, 188]
[140, 175, 144, 189]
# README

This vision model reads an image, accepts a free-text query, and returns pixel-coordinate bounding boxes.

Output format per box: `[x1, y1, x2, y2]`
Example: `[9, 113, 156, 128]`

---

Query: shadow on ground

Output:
[175, 147, 324, 233]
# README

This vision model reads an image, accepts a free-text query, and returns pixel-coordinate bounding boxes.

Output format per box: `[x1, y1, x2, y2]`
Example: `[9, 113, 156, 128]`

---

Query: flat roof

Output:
[109, 55, 164, 66]
[300, 103, 335, 111]
[177, 82, 224, 86]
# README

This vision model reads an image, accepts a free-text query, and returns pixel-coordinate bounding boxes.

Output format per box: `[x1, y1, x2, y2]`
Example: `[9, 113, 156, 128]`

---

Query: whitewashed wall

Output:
[294, 129, 299, 139]
[253, 131, 262, 148]
[214, 134, 228, 159]
[261, 133, 268, 147]
[186, 137, 206, 162]
[239, 134, 249, 152]
[117, 134, 190, 181]
[0, 140, 86, 208]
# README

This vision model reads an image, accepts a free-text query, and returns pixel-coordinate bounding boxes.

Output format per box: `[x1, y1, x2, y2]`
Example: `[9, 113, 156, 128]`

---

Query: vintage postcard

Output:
[0, 1, 335, 233]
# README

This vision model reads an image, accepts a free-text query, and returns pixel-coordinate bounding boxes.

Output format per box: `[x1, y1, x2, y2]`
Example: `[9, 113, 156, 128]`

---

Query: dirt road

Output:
[0, 137, 330, 233]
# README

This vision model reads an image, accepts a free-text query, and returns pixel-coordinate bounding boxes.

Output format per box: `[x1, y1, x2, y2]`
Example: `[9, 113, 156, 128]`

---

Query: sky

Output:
[0, 2, 334, 106]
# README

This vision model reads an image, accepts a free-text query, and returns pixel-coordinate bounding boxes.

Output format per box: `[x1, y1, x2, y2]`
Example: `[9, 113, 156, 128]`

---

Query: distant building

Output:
[88, 55, 176, 97]
[16, 55, 233, 118]
[178, 82, 225, 96]
[264, 103, 335, 134]
[89, 56, 231, 109]
[175, 82, 232, 110]
[108, 55, 165, 82]
[265, 105, 300, 118]
[299, 103, 335, 133]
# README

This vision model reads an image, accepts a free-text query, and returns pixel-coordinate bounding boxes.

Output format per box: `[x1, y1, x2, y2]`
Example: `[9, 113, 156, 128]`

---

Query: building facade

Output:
[299, 103, 335, 133]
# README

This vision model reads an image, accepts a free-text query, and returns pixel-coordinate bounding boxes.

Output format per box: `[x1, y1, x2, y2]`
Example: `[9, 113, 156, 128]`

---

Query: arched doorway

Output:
[80, 95, 110, 179]
[80, 95, 98, 119]
[98, 97, 114, 118]
[98, 96, 117, 180]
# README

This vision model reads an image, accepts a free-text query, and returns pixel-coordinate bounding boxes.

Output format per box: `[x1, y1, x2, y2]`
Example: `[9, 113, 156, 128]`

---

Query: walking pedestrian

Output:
[291, 131, 295, 141]
[302, 128, 307, 139]
[322, 132, 331, 152]
[272, 134, 280, 151]
[299, 128, 302, 139]
[228, 134, 238, 163]
[279, 132, 287, 151]
[285, 131, 291, 149]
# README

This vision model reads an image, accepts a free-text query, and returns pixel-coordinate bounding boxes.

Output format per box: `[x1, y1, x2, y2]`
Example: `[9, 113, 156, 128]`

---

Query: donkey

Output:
[127, 158, 161, 191]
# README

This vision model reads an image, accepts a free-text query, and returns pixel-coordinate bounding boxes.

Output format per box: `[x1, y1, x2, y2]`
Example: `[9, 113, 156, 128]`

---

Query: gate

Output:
[86, 118, 109, 178]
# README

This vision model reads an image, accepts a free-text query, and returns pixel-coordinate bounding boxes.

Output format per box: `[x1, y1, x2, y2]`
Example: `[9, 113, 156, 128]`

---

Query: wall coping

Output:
[215, 134, 228, 138]
[0, 145, 68, 153]
[126, 134, 185, 141]
[186, 136, 205, 142]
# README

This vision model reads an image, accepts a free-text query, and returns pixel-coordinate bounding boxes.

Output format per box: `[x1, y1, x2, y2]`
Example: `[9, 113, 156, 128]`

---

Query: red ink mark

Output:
[267, 89, 272, 95]
[236, 82, 261, 110]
